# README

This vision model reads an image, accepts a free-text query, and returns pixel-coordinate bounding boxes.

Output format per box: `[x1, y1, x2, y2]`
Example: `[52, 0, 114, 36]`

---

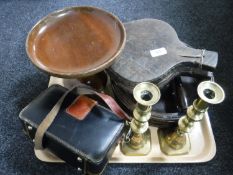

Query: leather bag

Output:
[19, 84, 129, 175]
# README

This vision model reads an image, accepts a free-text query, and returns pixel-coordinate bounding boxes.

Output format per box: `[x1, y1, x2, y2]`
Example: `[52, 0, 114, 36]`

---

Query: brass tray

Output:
[34, 76, 216, 163]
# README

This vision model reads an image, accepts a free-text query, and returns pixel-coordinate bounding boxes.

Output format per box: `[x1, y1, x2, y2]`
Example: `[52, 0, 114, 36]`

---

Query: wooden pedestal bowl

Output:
[26, 6, 126, 78]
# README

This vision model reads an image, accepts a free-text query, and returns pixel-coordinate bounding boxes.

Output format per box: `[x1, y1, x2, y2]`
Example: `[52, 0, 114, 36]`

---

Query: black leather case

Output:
[19, 85, 124, 175]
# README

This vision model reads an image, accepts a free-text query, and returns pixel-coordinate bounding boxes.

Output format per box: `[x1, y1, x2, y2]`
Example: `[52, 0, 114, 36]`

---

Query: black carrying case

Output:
[19, 84, 125, 175]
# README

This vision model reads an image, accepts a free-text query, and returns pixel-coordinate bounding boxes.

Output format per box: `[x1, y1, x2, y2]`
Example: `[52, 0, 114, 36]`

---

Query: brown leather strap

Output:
[95, 92, 131, 121]
[75, 87, 131, 121]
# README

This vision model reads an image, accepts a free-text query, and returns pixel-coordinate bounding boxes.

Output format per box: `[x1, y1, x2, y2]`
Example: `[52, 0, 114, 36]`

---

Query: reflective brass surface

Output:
[158, 129, 190, 156]
[26, 6, 126, 78]
[158, 81, 225, 156]
[121, 130, 152, 156]
[121, 82, 160, 156]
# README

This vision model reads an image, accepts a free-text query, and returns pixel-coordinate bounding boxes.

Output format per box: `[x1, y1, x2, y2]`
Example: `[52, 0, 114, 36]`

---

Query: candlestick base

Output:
[158, 128, 190, 156]
[120, 130, 152, 156]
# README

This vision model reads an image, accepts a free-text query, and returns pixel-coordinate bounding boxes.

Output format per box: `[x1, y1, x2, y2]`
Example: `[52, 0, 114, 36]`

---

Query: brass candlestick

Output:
[121, 82, 161, 156]
[158, 80, 225, 155]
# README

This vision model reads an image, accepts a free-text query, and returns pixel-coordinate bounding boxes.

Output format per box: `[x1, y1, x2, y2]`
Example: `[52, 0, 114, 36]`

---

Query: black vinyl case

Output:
[19, 85, 125, 175]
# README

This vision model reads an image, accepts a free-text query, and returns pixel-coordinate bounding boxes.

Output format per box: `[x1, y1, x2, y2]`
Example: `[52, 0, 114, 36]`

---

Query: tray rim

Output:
[34, 113, 216, 163]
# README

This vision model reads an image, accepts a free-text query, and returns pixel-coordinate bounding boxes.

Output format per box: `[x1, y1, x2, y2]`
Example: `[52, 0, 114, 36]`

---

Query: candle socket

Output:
[158, 81, 225, 156]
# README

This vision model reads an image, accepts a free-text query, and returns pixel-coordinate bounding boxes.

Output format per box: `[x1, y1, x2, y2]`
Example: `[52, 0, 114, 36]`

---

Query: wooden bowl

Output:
[26, 6, 126, 78]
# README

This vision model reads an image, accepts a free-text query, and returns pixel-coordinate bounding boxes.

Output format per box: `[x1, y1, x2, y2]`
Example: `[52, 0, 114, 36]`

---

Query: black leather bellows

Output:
[107, 19, 217, 128]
